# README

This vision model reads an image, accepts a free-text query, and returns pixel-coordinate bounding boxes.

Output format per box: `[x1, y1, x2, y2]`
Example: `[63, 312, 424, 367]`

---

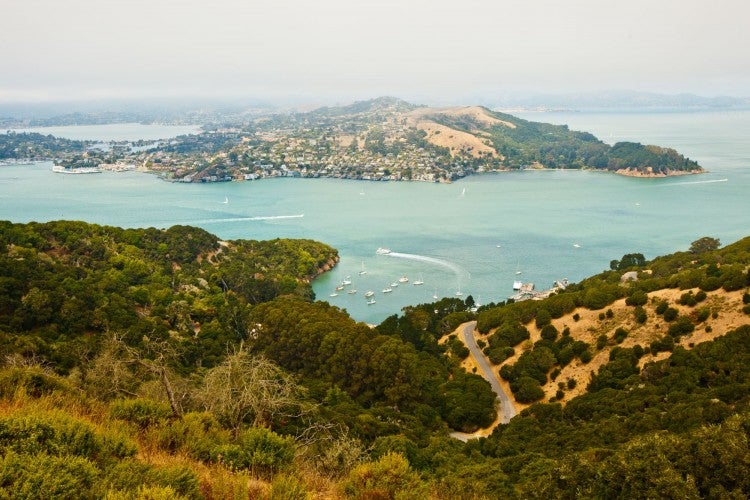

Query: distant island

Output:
[1, 97, 703, 181]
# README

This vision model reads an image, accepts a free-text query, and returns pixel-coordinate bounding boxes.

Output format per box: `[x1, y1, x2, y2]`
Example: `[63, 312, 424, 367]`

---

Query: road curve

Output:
[460, 320, 517, 424]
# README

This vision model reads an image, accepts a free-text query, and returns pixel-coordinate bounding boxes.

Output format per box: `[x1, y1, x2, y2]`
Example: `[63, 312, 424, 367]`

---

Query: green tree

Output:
[689, 236, 720, 254]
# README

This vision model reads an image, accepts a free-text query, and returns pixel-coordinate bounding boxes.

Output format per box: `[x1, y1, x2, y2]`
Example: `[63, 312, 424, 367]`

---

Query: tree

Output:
[689, 237, 720, 254]
[83, 335, 183, 418]
[197, 347, 306, 434]
[617, 253, 646, 270]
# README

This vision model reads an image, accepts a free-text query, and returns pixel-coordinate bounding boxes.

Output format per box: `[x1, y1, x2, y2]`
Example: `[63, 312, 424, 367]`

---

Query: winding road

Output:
[450, 321, 517, 441]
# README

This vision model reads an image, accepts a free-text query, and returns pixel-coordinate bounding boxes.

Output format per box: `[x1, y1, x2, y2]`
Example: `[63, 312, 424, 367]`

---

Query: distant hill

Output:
[1, 96, 703, 179]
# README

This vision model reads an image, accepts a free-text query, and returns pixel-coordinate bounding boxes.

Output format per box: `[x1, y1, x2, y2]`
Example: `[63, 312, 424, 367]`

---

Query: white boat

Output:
[335, 285, 345, 291]
[376, 247, 392, 255]
[367, 299, 376, 305]
[382, 287, 393, 293]
[359, 262, 367, 275]
[223, 196, 229, 204]
[513, 281, 523, 290]
[390, 282, 399, 287]
[347, 289, 357, 294]
[329, 292, 338, 297]
[433, 288, 438, 300]
[573, 243, 581, 248]
[413, 274, 424, 285]
[364, 291, 375, 298]
[455, 289, 463, 297]
[342, 277, 352, 285]
[52, 165, 102, 174]
[398, 276, 409, 283]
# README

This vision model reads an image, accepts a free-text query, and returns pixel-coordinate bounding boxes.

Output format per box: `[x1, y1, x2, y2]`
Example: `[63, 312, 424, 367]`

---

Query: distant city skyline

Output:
[2, 0, 749, 104]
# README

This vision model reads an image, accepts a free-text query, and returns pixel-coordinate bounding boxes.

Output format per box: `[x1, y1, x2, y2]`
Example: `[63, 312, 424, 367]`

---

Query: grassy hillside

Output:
[1, 221, 748, 498]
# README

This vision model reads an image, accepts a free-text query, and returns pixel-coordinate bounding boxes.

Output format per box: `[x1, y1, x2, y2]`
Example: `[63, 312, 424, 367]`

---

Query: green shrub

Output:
[0, 411, 136, 465]
[573, 313, 580, 322]
[110, 399, 172, 429]
[700, 276, 722, 292]
[270, 474, 309, 499]
[567, 379, 577, 390]
[695, 307, 710, 323]
[667, 317, 695, 339]
[695, 290, 707, 302]
[650, 335, 675, 354]
[535, 309, 552, 329]
[153, 412, 229, 462]
[449, 340, 470, 360]
[540, 324, 558, 342]
[596, 335, 608, 350]
[655, 301, 669, 315]
[743, 304, 750, 315]
[679, 292, 697, 307]
[579, 350, 593, 364]
[0, 366, 74, 399]
[743, 292, 750, 304]
[212, 427, 295, 475]
[344, 453, 426, 499]
[663, 307, 679, 322]
[487, 346, 514, 365]
[0, 452, 99, 499]
[634, 306, 648, 324]
[513, 377, 545, 404]
[148, 465, 201, 499]
[626, 290, 648, 307]
[613, 327, 628, 344]
[556, 347, 574, 367]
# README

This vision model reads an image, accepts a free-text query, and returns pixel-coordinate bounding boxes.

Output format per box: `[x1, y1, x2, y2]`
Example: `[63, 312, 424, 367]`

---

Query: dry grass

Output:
[463, 287, 749, 415]
[404, 106, 514, 159]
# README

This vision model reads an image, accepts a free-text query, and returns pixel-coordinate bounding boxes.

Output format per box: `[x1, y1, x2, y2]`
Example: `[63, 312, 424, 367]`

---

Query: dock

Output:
[509, 279, 568, 302]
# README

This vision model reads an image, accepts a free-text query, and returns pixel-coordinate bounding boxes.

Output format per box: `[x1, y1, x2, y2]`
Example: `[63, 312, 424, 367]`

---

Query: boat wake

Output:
[383, 251, 469, 280]
[663, 178, 728, 187]
[197, 214, 305, 223]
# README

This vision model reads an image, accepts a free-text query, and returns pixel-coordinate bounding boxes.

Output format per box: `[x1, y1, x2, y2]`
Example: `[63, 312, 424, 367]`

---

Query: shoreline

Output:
[613, 166, 705, 178]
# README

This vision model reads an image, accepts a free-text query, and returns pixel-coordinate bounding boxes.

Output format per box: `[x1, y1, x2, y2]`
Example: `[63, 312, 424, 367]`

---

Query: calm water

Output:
[1, 111, 748, 324]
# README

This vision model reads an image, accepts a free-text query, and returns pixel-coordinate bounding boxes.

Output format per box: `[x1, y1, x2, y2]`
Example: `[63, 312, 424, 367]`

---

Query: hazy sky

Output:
[2, 0, 749, 104]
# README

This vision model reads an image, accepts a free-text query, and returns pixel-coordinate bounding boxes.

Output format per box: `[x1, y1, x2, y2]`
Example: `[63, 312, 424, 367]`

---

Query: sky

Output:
[2, 0, 749, 105]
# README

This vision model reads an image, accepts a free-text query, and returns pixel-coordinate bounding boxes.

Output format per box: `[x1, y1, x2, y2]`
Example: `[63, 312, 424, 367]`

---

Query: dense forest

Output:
[1, 220, 748, 498]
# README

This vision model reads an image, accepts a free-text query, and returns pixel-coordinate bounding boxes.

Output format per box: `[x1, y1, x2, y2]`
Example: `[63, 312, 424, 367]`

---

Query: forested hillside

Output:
[1, 221, 748, 498]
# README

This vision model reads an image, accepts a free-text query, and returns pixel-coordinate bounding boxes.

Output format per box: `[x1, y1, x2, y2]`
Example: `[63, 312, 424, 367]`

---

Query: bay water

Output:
[1, 113, 748, 324]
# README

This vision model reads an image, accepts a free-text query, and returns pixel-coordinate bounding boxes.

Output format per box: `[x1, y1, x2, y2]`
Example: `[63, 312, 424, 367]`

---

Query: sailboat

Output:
[358, 262, 367, 275]
[433, 288, 438, 300]
[222, 196, 229, 204]
[413, 274, 424, 286]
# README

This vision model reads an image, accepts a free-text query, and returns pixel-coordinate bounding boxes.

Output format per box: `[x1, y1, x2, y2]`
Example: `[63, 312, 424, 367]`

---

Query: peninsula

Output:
[1, 97, 703, 182]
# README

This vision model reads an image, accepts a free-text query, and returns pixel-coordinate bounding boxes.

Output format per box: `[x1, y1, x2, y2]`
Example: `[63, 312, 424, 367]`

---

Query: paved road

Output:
[461, 321, 517, 424]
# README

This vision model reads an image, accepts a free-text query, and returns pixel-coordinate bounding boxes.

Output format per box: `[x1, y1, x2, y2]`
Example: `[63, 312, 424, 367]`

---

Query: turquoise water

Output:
[1, 111, 748, 324]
